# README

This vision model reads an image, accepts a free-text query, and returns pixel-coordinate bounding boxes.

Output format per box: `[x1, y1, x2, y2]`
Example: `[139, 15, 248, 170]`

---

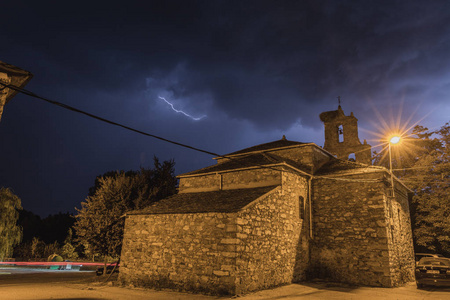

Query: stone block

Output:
[221, 238, 241, 244]
[221, 264, 234, 271]
[236, 218, 248, 225]
[236, 233, 248, 239]
[222, 252, 238, 258]
[225, 225, 238, 232]
[213, 270, 230, 276]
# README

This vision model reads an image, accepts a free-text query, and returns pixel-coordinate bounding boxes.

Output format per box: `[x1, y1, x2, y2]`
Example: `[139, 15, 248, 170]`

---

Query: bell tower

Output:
[319, 103, 372, 165]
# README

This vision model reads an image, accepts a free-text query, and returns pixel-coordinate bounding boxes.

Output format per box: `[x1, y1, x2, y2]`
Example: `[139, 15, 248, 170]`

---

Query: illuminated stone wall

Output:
[119, 172, 309, 295]
[385, 182, 416, 285]
[234, 173, 309, 293]
[119, 212, 238, 294]
[178, 174, 220, 193]
[221, 168, 281, 190]
[310, 173, 415, 287]
[179, 169, 281, 193]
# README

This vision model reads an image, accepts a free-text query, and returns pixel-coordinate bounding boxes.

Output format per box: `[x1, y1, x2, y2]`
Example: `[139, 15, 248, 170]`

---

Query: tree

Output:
[59, 229, 78, 260]
[374, 123, 450, 256]
[74, 174, 132, 260]
[402, 123, 450, 256]
[87, 157, 177, 205]
[74, 157, 177, 263]
[0, 187, 23, 261]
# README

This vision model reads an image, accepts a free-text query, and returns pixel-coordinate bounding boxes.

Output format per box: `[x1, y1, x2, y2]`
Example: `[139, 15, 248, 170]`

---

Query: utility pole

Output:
[0, 61, 33, 122]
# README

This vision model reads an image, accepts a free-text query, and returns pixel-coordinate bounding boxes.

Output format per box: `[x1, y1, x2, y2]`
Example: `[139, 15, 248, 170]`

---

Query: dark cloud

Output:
[1, 0, 449, 216]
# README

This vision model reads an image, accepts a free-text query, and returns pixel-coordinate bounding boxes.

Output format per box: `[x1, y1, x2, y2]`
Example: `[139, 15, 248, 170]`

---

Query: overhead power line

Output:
[1, 82, 294, 175]
[0, 82, 401, 184]
[0, 82, 221, 157]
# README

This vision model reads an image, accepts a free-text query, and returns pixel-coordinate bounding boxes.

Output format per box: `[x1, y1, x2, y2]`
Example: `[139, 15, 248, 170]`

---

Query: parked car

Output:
[415, 253, 445, 265]
[96, 262, 119, 276]
[415, 257, 450, 288]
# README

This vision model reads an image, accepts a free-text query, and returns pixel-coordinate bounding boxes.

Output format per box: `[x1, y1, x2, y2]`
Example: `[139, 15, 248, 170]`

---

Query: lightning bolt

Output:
[158, 96, 206, 121]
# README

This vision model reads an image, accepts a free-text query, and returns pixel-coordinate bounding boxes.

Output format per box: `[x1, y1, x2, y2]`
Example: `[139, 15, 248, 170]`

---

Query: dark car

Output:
[415, 253, 445, 264]
[96, 262, 119, 276]
[415, 257, 450, 288]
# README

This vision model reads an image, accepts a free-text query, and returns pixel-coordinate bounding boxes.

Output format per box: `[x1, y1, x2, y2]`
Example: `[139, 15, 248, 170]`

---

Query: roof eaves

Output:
[178, 163, 283, 178]
[178, 161, 312, 178]
[313, 166, 413, 193]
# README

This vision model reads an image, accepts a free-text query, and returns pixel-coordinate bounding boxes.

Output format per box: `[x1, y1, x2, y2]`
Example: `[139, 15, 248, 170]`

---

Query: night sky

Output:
[1, 1, 449, 217]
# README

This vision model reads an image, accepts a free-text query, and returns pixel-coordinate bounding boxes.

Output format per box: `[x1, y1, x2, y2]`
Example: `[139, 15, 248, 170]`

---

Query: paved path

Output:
[1, 267, 449, 299]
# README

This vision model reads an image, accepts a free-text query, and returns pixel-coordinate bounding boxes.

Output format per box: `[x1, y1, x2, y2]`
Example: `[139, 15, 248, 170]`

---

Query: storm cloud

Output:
[1, 0, 449, 216]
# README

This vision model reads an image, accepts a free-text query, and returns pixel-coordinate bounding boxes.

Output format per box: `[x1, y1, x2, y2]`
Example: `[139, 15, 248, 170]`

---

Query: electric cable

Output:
[0, 82, 300, 176]
[0, 81, 404, 183]
[0, 82, 221, 157]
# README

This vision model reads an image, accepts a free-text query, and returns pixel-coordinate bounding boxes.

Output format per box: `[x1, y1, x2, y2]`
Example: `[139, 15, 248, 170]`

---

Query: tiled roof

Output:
[223, 137, 308, 157]
[128, 185, 279, 215]
[314, 157, 378, 175]
[180, 152, 311, 176]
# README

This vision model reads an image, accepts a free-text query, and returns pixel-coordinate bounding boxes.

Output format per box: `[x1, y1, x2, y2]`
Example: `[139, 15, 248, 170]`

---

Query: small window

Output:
[299, 196, 304, 219]
[348, 153, 355, 162]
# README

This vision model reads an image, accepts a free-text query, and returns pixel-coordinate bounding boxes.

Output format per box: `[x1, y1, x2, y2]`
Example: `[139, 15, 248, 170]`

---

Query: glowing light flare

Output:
[360, 95, 438, 171]
[158, 96, 206, 121]
[389, 135, 401, 145]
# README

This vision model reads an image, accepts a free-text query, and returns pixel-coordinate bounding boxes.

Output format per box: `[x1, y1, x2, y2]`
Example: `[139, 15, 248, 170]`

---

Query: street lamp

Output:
[388, 135, 401, 197]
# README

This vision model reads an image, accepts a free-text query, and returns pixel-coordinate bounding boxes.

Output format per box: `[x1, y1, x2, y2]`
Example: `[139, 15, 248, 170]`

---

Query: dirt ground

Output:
[1, 267, 449, 299]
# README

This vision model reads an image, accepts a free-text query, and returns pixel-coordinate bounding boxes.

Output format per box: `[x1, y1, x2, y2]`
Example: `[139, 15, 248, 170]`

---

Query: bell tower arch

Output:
[319, 104, 372, 165]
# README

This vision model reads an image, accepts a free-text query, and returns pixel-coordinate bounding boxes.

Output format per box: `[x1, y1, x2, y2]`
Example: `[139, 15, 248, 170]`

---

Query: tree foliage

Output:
[376, 123, 450, 256]
[74, 157, 177, 259]
[0, 187, 23, 261]
[403, 123, 450, 256]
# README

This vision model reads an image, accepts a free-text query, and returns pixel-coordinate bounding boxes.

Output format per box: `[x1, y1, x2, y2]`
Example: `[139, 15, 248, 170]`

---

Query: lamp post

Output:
[388, 135, 401, 197]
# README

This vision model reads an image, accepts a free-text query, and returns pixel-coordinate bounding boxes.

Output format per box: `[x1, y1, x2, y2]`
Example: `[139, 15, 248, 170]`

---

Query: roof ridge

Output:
[218, 138, 309, 158]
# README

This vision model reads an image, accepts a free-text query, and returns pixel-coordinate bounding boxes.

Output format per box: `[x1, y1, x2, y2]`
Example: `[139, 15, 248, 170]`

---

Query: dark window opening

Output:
[348, 153, 356, 162]
[299, 196, 304, 219]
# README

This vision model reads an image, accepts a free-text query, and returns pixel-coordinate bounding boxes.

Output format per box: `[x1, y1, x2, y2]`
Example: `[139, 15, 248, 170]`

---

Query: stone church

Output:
[119, 106, 415, 295]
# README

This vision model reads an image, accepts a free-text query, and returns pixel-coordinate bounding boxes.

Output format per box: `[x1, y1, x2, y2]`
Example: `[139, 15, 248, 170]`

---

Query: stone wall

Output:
[310, 173, 414, 287]
[385, 182, 415, 285]
[179, 174, 220, 193]
[222, 169, 280, 190]
[235, 175, 307, 293]
[179, 169, 281, 193]
[119, 212, 239, 294]
[120, 171, 309, 295]
[311, 174, 393, 286]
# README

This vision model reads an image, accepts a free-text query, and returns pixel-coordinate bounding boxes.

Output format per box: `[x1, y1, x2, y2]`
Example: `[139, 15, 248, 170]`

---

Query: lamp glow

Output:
[390, 136, 401, 144]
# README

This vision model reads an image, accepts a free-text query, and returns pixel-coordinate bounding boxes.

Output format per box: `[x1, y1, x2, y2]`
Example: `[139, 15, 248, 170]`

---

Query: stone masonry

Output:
[310, 172, 415, 286]
[119, 109, 415, 294]
[120, 177, 308, 294]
